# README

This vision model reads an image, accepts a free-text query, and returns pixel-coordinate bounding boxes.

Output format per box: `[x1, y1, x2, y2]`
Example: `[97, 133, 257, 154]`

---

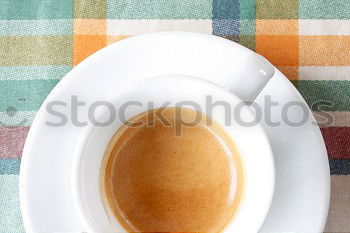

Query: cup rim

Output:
[71, 75, 275, 233]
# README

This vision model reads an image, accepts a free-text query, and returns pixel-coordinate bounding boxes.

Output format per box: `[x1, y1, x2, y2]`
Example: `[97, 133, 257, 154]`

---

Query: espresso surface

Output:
[101, 108, 243, 232]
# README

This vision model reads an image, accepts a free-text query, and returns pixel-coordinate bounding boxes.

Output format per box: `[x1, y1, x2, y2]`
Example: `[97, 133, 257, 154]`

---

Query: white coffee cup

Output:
[71, 52, 275, 232]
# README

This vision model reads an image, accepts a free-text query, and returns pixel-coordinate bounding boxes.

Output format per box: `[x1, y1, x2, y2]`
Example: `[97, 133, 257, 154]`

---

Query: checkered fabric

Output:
[1, 0, 350, 232]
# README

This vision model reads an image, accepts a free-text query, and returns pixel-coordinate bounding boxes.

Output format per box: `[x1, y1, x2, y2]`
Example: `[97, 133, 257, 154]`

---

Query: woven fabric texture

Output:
[1, 0, 350, 232]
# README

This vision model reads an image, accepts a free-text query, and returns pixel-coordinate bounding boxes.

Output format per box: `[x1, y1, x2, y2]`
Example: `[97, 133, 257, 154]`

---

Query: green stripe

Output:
[256, 0, 298, 19]
[240, 0, 256, 19]
[107, 0, 212, 19]
[240, 19, 255, 35]
[294, 80, 350, 111]
[0, 19, 72, 35]
[0, 65, 71, 80]
[0, 159, 20, 175]
[0, 35, 72, 66]
[0, 175, 25, 233]
[299, 0, 350, 19]
[0, 79, 60, 112]
[74, 0, 107, 19]
[239, 35, 255, 51]
[0, 0, 73, 20]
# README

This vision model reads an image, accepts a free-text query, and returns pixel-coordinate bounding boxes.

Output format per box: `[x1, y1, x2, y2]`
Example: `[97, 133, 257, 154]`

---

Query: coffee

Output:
[100, 108, 244, 232]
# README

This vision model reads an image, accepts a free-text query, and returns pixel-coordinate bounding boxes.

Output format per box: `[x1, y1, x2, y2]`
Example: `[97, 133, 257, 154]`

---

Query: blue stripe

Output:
[213, 19, 240, 35]
[212, 0, 240, 36]
[330, 159, 350, 175]
[212, 0, 240, 19]
[0, 159, 20, 175]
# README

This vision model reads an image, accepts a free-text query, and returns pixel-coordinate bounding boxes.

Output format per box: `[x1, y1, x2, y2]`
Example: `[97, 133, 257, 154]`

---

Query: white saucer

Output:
[19, 32, 330, 233]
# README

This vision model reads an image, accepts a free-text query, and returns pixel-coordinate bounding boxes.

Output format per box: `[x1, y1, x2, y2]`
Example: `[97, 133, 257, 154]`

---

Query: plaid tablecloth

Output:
[1, 0, 350, 232]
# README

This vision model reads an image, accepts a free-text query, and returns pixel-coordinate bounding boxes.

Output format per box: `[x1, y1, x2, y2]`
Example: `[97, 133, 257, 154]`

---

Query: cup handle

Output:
[225, 52, 275, 103]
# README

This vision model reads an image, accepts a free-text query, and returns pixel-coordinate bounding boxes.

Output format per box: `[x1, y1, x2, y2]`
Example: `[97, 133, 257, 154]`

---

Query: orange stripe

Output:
[73, 35, 107, 65]
[256, 35, 299, 66]
[74, 19, 106, 35]
[256, 20, 298, 35]
[277, 66, 299, 80]
[300, 36, 350, 66]
[106, 35, 129, 45]
[73, 18, 107, 65]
